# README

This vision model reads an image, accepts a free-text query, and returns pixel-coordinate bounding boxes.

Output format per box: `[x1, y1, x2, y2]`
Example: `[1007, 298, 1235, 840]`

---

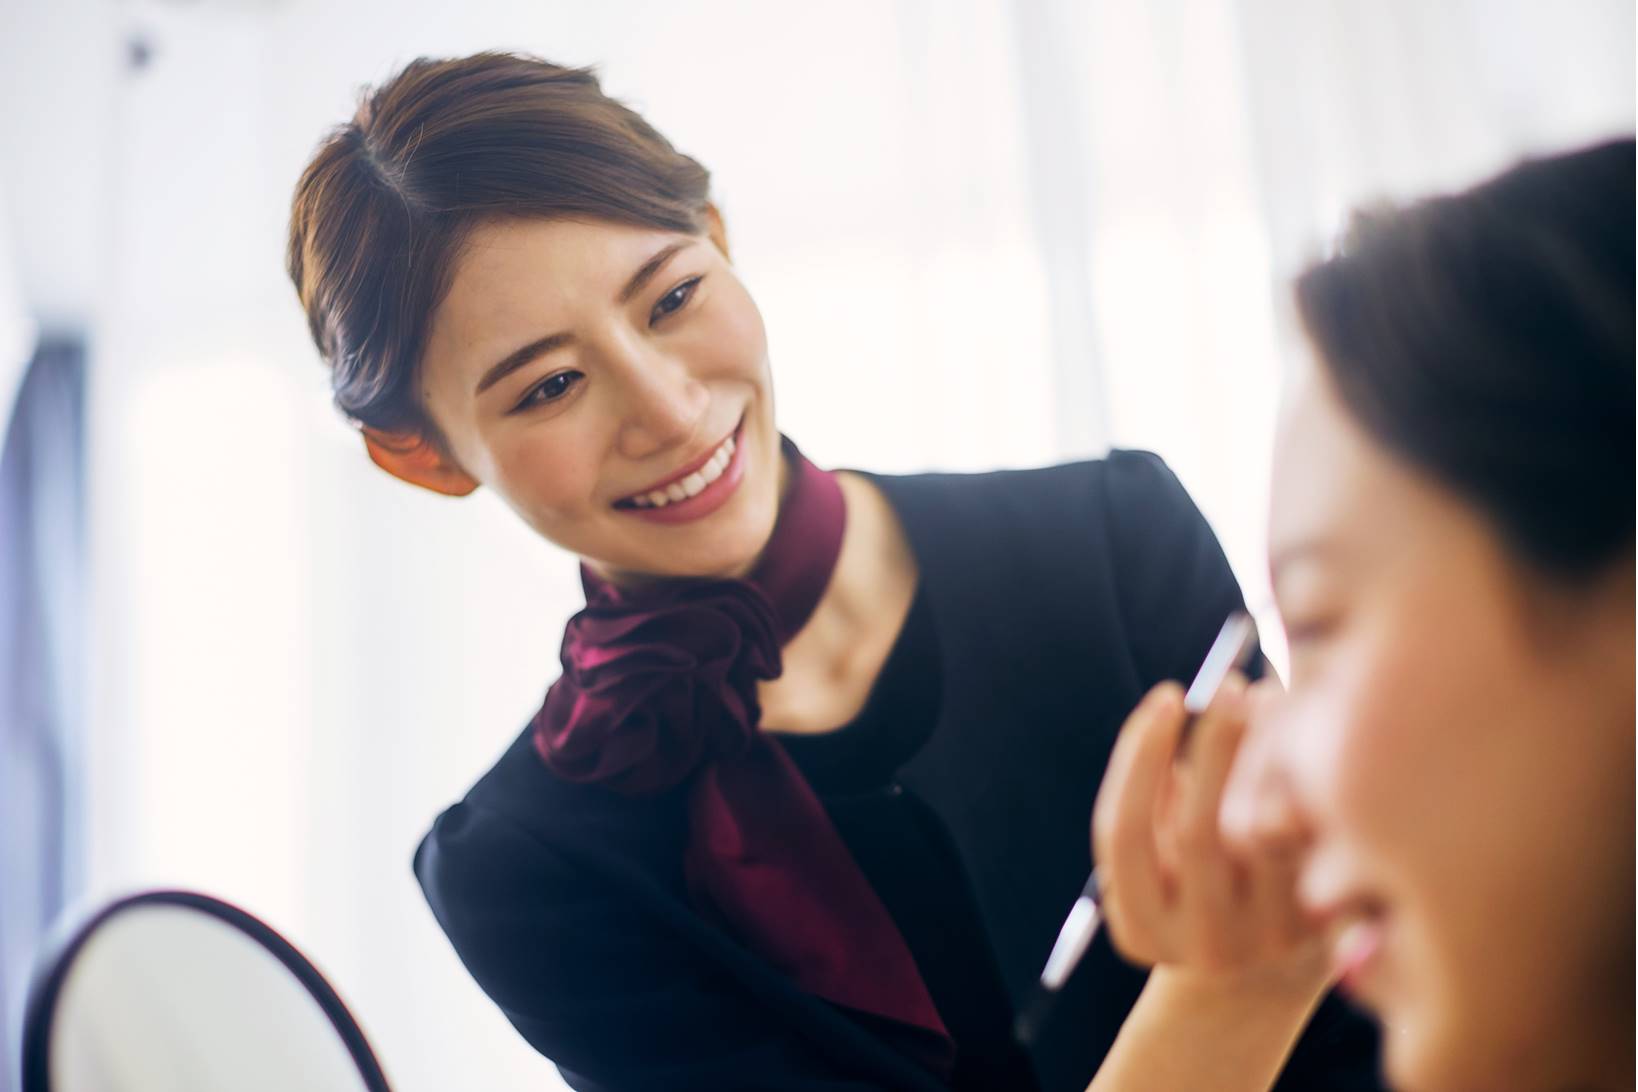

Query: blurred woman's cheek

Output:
[1245, 656, 1358, 821]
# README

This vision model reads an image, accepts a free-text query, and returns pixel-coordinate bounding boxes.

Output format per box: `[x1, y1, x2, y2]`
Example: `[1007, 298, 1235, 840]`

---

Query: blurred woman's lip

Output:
[1318, 902, 1390, 1002]
[614, 419, 747, 524]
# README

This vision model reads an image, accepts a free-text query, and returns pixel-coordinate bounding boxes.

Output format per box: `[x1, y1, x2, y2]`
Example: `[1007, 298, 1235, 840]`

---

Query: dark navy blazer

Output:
[414, 451, 1384, 1091]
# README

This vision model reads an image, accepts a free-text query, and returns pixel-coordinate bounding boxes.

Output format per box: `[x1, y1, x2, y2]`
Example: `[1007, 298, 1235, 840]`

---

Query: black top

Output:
[414, 451, 1386, 1091]
[778, 588, 1035, 1089]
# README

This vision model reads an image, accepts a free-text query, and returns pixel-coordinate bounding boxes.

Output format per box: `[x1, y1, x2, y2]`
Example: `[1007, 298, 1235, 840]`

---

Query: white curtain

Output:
[45, 1, 1633, 1089]
[1237, 0, 1637, 273]
[0, 178, 43, 1092]
[0, 187, 31, 430]
[1036, 0, 1634, 668]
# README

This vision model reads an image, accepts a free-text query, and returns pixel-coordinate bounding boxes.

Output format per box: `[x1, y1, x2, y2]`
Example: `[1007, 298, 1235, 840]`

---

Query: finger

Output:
[1152, 762, 1185, 874]
[1229, 837, 1321, 979]
[1092, 682, 1188, 961]
[1220, 681, 1273, 852]
[1225, 683, 1316, 955]
[1251, 848, 1311, 951]
[1180, 672, 1251, 814]
[1175, 674, 1252, 966]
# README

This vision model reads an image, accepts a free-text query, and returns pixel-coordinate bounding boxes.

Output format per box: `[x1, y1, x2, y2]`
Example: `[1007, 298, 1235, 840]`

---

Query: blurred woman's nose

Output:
[1220, 680, 1312, 856]
[609, 340, 710, 460]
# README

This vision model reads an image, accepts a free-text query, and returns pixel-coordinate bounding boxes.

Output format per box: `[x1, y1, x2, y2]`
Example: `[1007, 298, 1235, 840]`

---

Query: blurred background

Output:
[0, 0, 1630, 1088]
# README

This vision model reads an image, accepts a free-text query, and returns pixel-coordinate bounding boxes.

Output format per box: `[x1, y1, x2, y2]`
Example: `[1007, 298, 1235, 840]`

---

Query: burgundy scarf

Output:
[531, 438, 952, 1074]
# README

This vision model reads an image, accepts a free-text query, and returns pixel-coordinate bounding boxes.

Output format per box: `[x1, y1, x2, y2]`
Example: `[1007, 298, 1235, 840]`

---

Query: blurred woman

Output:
[1097, 139, 1634, 1091]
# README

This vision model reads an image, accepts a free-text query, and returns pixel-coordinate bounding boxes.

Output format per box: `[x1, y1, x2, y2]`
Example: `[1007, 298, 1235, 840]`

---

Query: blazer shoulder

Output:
[863, 448, 1177, 516]
[412, 796, 592, 1013]
[1097, 448, 1203, 530]
[448, 723, 689, 845]
[858, 449, 1188, 573]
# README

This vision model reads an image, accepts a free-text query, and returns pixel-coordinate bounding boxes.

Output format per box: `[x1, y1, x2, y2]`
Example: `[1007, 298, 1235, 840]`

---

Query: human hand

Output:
[1090, 676, 1329, 997]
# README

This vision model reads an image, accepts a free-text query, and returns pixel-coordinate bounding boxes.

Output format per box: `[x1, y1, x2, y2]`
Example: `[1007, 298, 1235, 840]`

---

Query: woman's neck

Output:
[757, 471, 918, 735]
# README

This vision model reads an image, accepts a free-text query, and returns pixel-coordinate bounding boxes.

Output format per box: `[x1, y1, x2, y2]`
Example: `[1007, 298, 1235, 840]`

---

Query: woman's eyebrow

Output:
[1268, 540, 1335, 590]
[474, 241, 697, 397]
[476, 331, 575, 396]
[619, 240, 692, 304]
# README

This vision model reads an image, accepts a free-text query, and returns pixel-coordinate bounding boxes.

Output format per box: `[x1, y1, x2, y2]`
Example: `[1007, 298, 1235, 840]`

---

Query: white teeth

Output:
[627, 431, 738, 509]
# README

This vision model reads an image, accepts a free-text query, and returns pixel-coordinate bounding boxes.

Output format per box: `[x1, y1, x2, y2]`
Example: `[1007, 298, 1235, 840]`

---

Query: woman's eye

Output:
[651, 276, 702, 324]
[514, 371, 582, 412]
[1283, 616, 1338, 649]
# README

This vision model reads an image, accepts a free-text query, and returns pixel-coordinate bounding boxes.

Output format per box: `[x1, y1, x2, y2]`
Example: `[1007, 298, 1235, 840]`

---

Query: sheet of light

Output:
[0, 177, 34, 428]
[756, 236, 1058, 475]
[120, 355, 314, 928]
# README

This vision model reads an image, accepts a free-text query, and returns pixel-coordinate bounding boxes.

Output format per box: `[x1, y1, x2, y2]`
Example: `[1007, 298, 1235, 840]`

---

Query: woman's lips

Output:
[1328, 911, 1388, 1000]
[618, 423, 740, 503]
[615, 423, 747, 525]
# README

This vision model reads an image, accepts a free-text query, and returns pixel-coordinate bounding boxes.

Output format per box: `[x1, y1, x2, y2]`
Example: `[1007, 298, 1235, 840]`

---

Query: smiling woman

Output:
[406, 216, 781, 581]
[1220, 140, 1635, 1092]
[286, 52, 1384, 1092]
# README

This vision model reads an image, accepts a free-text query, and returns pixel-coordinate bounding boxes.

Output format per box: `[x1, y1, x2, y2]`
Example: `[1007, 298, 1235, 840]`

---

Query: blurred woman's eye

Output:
[651, 276, 702, 325]
[1283, 615, 1339, 650]
[512, 371, 583, 413]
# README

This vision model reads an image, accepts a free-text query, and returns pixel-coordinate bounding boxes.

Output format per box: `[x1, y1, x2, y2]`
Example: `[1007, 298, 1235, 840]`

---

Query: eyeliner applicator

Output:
[1014, 613, 1258, 1043]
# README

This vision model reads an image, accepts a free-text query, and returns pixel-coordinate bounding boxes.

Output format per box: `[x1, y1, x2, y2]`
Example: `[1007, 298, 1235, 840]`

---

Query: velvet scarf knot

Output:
[534, 580, 781, 795]
[531, 437, 953, 1078]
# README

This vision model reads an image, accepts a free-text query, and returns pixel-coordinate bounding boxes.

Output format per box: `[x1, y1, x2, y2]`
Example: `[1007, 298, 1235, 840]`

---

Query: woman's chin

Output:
[595, 517, 773, 584]
[657, 487, 781, 579]
[669, 528, 772, 581]
[580, 433, 783, 582]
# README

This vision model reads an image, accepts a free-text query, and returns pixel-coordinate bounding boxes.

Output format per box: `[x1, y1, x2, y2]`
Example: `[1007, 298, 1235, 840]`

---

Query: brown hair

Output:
[286, 52, 713, 443]
[1294, 138, 1635, 581]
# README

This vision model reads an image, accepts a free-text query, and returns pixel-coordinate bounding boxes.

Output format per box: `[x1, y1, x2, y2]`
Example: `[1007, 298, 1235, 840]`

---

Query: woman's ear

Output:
[703, 202, 731, 261]
[361, 428, 479, 497]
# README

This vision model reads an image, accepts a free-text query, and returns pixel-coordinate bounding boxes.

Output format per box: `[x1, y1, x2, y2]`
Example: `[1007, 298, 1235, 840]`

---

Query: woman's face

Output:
[1223, 364, 1634, 1091]
[417, 215, 783, 582]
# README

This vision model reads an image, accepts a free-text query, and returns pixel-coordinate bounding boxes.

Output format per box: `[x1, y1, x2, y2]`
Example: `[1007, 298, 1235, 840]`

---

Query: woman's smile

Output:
[614, 417, 747, 524]
[1318, 903, 1391, 1002]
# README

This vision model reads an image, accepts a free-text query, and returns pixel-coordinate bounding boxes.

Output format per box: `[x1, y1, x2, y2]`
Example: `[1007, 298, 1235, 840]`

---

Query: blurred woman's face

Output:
[1223, 363, 1634, 1092]
[417, 215, 782, 582]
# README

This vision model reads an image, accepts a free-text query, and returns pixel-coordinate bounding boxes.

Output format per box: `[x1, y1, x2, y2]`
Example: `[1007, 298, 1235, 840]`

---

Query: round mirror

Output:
[22, 890, 392, 1092]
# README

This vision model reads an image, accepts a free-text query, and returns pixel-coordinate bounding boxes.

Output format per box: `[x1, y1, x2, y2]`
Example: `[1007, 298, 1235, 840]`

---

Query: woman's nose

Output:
[610, 345, 710, 461]
[1220, 681, 1312, 856]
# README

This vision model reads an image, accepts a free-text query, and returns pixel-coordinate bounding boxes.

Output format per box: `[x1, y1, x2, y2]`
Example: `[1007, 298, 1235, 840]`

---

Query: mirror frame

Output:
[21, 889, 393, 1092]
